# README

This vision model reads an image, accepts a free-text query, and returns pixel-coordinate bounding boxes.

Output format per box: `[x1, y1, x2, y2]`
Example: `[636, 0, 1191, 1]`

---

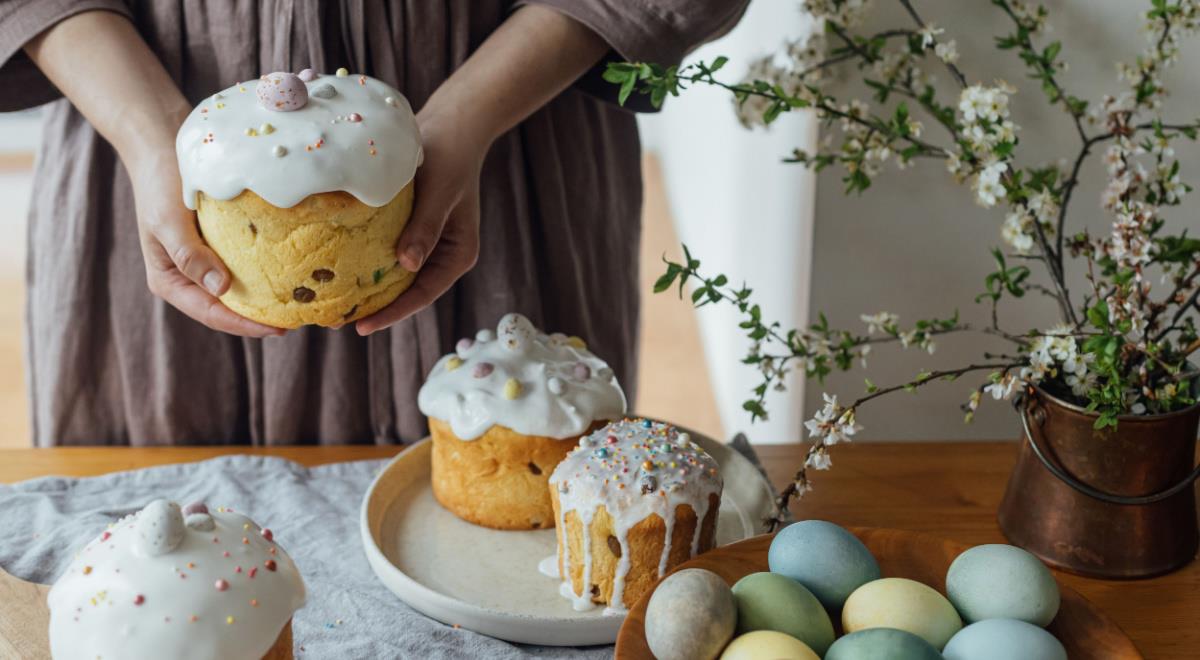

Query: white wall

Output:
[639, 3, 819, 445]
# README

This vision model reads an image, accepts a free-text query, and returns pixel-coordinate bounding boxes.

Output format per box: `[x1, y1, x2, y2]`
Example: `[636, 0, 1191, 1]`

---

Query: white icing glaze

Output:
[48, 500, 305, 660]
[177, 70, 422, 210]
[417, 313, 627, 440]
[548, 419, 722, 613]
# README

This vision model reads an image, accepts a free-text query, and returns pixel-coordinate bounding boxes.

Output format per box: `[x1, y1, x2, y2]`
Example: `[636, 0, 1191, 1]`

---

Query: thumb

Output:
[152, 214, 231, 296]
[396, 176, 457, 272]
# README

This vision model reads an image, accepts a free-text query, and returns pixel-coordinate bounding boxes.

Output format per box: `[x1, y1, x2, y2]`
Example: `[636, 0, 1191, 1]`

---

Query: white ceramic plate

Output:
[359, 426, 775, 646]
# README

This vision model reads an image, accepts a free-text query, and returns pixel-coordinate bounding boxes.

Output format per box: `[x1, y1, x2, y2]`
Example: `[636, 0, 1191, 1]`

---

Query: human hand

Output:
[129, 147, 285, 338]
[355, 110, 485, 335]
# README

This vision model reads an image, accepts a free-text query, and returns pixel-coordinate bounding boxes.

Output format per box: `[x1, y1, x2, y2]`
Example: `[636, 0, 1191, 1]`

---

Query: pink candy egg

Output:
[297, 68, 317, 82]
[256, 72, 309, 112]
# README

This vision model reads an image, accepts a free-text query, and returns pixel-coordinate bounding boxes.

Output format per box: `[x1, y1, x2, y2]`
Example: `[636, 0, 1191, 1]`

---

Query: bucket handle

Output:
[1016, 393, 1200, 506]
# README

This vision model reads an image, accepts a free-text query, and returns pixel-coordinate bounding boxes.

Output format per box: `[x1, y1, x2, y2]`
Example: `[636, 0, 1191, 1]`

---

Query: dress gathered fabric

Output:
[0, 0, 747, 446]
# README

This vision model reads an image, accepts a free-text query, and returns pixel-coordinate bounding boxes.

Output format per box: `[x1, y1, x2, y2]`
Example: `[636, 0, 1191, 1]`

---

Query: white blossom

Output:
[804, 394, 861, 445]
[860, 311, 899, 334]
[935, 40, 959, 64]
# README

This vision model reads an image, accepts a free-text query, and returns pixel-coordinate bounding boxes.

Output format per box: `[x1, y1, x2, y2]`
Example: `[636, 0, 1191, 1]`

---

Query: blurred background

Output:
[1, 1, 1197, 449]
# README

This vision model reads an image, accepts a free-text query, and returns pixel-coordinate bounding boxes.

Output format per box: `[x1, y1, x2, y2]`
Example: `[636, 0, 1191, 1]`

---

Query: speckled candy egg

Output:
[768, 520, 880, 611]
[843, 578, 963, 650]
[946, 544, 1060, 627]
[825, 628, 943, 660]
[943, 619, 1067, 660]
[719, 631, 820, 660]
[256, 72, 309, 111]
[731, 572, 834, 656]
[645, 569, 737, 660]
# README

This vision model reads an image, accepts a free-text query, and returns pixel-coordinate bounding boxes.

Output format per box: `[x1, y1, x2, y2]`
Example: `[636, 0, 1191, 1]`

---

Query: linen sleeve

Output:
[519, 0, 750, 111]
[0, 0, 131, 111]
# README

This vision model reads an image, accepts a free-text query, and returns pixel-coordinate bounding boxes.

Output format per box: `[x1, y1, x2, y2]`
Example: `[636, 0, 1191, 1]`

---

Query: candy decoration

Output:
[567, 336, 587, 350]
[385, 96, 397, 107]
[244, 128, 258, 137]
[446, 356, 463, 371]
[475, 329, 495, 342]
[594, 448, 610, 459]
[272, 145, 287, 158]
[297, 68, 316, 82]
[640, 475, 658, 494]
[498, 313, 536, 353]
[182, 502, 209, 516]
[260, 123, 275, 135]
[264, 559, 277, 572]
[255, 72, 309, 112]
[133, 500, 185, 557]
[503, 378, 522, 400]
[456, 337, 474, 356]
[261, 528, 274, 542]
[133, 594, 145, 605]
[547, 377, 566, 395]
[335, 68, 349, 77]
[573, 363, 591, 380]
[311, 84, 337, 99]
[185, 512, 216, 532]
[215, 579, 229, 591]
[82, 566, 92, 575]
[472, 362, 494, 379]
[348, 113, 363, 123]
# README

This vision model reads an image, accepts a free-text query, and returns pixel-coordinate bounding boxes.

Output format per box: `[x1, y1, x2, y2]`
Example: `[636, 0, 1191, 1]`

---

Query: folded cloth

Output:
[0, 455, 611, 659]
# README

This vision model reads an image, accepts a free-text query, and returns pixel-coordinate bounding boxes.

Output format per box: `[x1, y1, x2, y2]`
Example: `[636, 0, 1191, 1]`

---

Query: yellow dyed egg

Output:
[842, 578, 963, 650]
[719, 631, 819, 660]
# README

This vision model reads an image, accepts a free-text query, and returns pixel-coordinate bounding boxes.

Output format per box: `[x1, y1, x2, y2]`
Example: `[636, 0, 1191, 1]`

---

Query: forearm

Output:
[23, 10, 188, 166]
[419, 4, 608, 148]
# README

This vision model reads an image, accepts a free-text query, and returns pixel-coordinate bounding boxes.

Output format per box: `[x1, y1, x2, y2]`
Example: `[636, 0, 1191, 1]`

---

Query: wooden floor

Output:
[0, 156, 721, 448]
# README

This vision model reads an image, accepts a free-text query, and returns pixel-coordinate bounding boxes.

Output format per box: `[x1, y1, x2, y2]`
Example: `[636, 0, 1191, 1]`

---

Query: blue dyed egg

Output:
[768, 520, 880, 611]
[825, 628, 943, 660]
[943, 619, 1067, 660]
[732, 572, 835, 656]
[946, 544, 1060, 626]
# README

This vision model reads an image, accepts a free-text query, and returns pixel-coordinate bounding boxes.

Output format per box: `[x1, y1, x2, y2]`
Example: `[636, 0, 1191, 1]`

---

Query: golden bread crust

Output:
[196, 182, 415, 328]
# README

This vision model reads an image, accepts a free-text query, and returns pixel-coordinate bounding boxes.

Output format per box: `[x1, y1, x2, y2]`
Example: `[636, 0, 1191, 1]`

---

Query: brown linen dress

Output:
[0, 0, 747, 446]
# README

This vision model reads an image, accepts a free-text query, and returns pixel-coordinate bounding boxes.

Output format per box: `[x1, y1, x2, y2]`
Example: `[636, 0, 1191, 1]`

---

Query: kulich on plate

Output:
[418, 313, 627, 529]
[548, 418, 723, 612]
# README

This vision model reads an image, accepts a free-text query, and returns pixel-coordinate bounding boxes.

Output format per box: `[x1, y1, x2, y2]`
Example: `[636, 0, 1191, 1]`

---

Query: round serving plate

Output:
[615, 528, 1143, 659]
[360, 425, 776, 646]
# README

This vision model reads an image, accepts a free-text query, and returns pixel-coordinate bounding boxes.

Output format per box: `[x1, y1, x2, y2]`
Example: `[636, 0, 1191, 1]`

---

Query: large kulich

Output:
[418, 313, 627, 530]
[176, 68, 423, 328]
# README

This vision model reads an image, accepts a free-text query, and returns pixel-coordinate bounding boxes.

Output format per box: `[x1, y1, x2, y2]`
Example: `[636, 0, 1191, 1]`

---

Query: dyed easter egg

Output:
[256, 72, 309, 111]
[825, 628, 943, 660]
[943, 619, 1067, 660]
[645, 569, 736, 660]
[946, 544, 1060, 626]
[768, 519, 880, 611]
[731, 572, 834, 656]
[719, 631, 819, 660]
[843, 578, 962, 650]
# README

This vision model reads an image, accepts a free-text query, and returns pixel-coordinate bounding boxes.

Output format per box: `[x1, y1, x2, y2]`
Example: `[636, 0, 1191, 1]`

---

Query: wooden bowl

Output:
[616, 528, 1142, 659]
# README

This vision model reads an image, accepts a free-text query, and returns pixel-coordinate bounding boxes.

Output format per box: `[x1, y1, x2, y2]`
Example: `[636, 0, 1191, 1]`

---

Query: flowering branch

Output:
[607, 0, 1200, 513]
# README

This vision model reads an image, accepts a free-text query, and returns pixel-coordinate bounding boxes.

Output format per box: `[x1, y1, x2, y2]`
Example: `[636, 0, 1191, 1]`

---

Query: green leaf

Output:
[709, 56, 729, 72]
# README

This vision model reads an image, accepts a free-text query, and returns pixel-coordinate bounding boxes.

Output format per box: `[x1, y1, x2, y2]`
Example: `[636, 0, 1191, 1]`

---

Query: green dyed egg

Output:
[825, 628, 943, 660]
[946, 544, 1060, 626]
[731, 572, 835, 656]
[842, 578, 963, 650]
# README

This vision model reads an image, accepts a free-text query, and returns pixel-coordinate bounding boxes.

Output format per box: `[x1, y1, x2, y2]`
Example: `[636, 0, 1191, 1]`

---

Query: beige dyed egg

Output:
[719, 631, 820, 660]
[842, 577, 963, 650]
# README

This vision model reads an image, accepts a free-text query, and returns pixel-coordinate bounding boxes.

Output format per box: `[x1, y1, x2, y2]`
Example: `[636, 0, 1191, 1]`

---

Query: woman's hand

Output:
[354, 5, 608, 335]
[24, 10, 282, 337]
[355, 110, 485, 336]
[128, 147, 284, 338]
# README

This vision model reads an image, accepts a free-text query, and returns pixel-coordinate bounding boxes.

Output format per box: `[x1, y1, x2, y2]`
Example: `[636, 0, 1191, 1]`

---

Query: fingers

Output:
[357, 190, 480, 335]
[149, 208, 231, 296]
[141, 235, 284, 338]
[395, 166, 460, 272]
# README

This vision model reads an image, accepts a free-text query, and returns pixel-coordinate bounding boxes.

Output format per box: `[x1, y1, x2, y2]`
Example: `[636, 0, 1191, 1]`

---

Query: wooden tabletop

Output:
[1, 441, 1195, 658]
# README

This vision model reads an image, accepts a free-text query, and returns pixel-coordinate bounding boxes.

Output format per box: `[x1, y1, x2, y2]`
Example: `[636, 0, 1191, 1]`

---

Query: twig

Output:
[896, 0, 968, 88]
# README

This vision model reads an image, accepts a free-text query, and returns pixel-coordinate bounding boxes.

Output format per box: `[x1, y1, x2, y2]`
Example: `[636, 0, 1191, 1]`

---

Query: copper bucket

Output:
[998, 385, 1200, 578]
